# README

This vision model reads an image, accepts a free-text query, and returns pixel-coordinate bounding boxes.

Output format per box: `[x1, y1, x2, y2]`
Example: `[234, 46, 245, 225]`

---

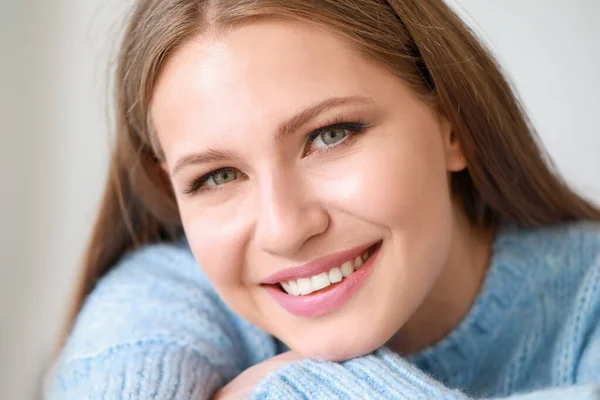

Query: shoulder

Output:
[532, 220, 600, 305]
[100, 239, 209, 288]
[542, 221, 600, 378]
[503, 220, 600, 251]
[498, 220, 600, 277]
[512, 221, 600, 352]
[542, 220, 600, 259]
[61, 240, 255, 361]
[495, 220, 600, 325]
[498, 221, 600, 375]
[542, 221, 599, 279]
[52, 241, 279, 397]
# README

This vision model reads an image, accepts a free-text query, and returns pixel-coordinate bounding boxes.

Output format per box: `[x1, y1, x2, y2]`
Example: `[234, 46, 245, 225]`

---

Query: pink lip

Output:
[264, 242, 381, 318]
[261, 241, 378, 285]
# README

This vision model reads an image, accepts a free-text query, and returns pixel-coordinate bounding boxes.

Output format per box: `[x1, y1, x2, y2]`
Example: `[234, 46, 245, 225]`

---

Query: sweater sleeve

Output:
[251, 347, 600, 400]
[252, 227, 600, 400]
[48, 242, 277, 400]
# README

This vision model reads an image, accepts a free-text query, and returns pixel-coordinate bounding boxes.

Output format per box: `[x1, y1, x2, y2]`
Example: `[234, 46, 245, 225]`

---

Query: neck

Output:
[388, 210, 495, 355]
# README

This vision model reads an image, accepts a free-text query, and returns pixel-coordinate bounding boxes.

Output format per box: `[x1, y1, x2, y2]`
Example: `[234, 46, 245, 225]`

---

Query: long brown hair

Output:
[62, 0, 600, 345]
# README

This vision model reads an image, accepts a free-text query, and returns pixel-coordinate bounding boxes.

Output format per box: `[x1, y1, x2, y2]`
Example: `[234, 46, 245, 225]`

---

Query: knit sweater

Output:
[49, 222, 600, 399]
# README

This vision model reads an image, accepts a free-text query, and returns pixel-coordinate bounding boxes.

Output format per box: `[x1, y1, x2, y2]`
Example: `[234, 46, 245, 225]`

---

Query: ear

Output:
[440, 117, 467, 172]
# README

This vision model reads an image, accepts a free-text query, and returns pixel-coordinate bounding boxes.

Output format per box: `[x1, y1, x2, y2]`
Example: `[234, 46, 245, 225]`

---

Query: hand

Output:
[213, 351, 304, 400]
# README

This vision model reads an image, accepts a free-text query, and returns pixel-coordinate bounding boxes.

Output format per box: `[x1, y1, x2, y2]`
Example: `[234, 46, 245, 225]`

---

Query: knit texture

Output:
[49, 222, 600, 399]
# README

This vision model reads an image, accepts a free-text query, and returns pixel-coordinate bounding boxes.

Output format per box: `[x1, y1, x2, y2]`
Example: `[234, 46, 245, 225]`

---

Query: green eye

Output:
[314, 128, 348, 148]
[208, 168, 238, 186]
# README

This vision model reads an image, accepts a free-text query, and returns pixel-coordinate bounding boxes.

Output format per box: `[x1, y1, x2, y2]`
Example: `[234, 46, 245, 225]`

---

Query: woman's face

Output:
[152, 20, 467, 361]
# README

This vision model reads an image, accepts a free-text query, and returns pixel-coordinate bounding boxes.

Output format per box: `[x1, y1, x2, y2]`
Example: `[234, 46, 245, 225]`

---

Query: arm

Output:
[251, 347, 600, 400]
[48, 242, 277, 400]
[252, 244, 600, 400]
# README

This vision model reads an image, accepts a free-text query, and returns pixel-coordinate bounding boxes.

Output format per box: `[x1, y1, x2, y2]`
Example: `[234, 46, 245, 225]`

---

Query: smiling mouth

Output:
[275, 242, 381, 296]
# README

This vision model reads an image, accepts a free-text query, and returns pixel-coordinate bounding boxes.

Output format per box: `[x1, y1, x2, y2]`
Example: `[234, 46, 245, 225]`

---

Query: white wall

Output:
[0, 1, 130, 399]
[0, 1, 598, 399]
[449, 0, 600, 200]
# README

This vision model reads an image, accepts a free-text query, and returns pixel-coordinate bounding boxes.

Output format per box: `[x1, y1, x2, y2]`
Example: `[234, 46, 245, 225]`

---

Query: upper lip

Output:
[261, 241, 379, 285]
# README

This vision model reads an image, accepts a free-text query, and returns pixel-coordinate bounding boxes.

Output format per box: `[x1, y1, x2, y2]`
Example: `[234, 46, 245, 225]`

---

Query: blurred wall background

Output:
[0, 0, 598, 399]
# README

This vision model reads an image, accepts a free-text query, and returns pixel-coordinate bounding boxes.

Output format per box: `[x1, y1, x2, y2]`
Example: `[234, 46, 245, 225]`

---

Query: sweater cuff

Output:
[48, 343, 222, 400]
[252, 347, 468, 400]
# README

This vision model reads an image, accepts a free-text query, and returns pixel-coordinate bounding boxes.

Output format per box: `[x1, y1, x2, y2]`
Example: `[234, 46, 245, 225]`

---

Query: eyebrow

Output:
[172, 148, 239, 176]
[171, 95, 372, 176]
[275, 95, 372, 142]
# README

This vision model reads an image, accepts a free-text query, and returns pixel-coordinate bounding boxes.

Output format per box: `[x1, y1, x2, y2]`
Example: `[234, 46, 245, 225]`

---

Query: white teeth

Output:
[354, 256, 363, 269]
[288, 280, 299, 296]
[279, 247, 373, 296]
[311, 272, 331, 291]
[297, 278, 313, 295]
[341, 261, 354, 277]
[328, 267, 343, 283]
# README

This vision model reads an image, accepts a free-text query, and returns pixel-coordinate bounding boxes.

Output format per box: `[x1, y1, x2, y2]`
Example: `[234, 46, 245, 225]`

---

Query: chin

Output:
[298, 339, 384, 362]
[281, 324, 391, 362]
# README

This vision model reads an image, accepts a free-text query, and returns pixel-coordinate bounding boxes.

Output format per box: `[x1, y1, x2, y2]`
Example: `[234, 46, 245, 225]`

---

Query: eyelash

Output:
[182, 118, 370, 195]
[304, 119, 368, 156]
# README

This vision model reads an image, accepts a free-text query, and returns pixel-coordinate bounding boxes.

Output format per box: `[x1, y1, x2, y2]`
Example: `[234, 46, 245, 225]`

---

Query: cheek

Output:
[325, 126, 451, 227]
[178, 200, 250, 289]
[178, 200, 270, 327]
[324, 124, 455, 294]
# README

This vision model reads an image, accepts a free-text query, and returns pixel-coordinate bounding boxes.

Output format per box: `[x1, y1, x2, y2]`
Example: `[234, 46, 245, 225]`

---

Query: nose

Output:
[254, 169, 329, 257]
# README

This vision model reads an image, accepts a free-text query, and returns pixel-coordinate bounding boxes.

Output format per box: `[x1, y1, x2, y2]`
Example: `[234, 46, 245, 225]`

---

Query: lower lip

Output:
[264, 244, 380, 318]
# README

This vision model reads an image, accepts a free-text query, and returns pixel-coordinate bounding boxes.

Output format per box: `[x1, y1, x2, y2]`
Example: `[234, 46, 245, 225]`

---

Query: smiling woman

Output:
[150, 19, 474, 362]
[49, 1, 600, 399]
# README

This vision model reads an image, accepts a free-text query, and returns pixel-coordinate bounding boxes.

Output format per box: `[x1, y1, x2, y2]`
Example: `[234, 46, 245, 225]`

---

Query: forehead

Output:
[150, 19, 395, 159]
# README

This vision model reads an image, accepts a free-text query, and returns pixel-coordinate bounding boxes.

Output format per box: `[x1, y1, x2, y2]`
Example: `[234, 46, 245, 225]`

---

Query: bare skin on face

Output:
[151, 19, 493, 361]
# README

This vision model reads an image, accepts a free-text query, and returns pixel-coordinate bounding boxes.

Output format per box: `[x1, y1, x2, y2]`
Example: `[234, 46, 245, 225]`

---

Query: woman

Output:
[50, 0, 600, 399]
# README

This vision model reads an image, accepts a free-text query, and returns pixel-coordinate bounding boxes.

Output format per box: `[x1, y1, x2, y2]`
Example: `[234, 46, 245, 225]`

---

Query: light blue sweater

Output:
[50, 222, 600, 399]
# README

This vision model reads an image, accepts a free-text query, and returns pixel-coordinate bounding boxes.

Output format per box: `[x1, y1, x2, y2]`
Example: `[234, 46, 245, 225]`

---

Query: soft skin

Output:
[151, 19, 492, 362]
